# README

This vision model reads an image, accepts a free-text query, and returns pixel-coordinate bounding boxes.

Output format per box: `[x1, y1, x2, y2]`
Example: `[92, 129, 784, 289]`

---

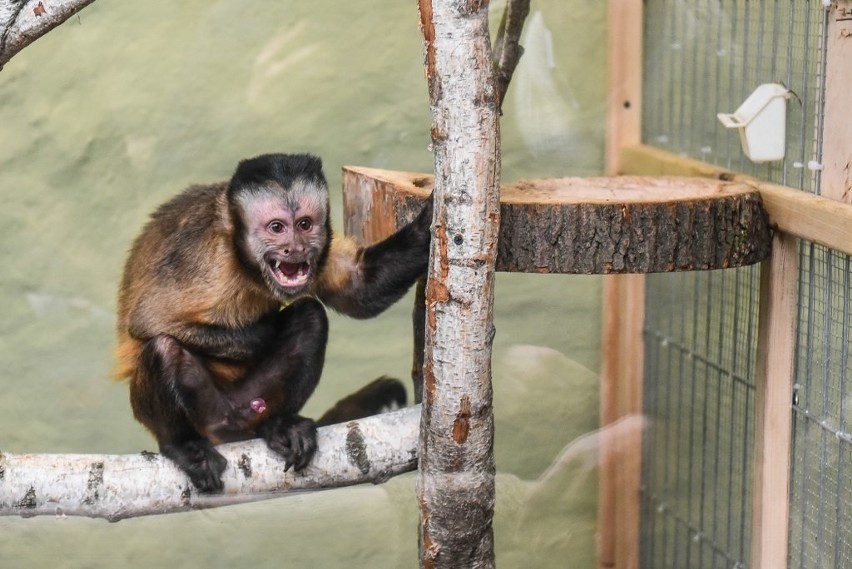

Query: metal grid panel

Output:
[642, 0, 826, 192]
[789, 245, 852, 569]
[641, 268, 758, 569]
[639, 2, 852, 568]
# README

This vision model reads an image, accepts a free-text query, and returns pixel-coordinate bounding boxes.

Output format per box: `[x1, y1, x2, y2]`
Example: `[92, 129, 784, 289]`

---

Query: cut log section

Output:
[343, 166, 772, 274]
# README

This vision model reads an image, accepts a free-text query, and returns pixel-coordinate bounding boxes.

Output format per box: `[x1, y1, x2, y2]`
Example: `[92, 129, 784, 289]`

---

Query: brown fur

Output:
[114, 183, 278, 382]
[114, 184, 370, 383]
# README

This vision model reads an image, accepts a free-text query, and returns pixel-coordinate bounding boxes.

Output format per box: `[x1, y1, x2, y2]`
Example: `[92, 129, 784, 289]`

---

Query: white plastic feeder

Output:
[717, 83, 791, 163]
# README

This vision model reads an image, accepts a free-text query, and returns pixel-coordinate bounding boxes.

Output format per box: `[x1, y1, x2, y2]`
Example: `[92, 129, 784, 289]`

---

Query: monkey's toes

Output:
[161, 439, 228, 494]
[259, 414, 318, 471]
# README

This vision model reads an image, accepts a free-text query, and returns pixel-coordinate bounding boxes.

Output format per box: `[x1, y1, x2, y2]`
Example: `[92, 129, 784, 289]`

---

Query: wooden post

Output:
[820, 0, 852, 203]
[750, 232, 798, 569]
[600, 0, 644, 568]
[416, 0, 500, 567]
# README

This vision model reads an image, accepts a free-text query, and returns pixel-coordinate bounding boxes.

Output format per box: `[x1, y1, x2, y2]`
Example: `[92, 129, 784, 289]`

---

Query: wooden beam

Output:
[620, 144, 852, 255]
[604, 0, 643, 175]
[599, 273, 645, 569]
[820, 0, 852, 203]
[750, 231, 798, 569]
[600, 0, 644, 567]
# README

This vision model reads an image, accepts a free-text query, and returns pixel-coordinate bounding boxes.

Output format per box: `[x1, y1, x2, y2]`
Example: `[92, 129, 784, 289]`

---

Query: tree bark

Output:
[0, 406, 419, 521]
[416, 1, 500, 568]
[0, 0, 95, 69]
[342, 167, 772, 274]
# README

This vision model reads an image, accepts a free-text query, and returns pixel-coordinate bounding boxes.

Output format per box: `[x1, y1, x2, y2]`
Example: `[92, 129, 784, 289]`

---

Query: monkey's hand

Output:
[257, 413, 318, 472]
[160, 439, 228, 493]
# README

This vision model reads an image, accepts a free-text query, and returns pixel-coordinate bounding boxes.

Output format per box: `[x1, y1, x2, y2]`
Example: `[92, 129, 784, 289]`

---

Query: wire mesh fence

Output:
[642, 0, 826, 191]
[642, 268, 758, 568]
[789, 244, 852, 569]
[640, 1, 852, 568]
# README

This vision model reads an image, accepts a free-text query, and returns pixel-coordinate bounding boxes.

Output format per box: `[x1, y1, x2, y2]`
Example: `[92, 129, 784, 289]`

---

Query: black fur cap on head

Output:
[227, 153, 327, 198]
[225, 153, 334, 296]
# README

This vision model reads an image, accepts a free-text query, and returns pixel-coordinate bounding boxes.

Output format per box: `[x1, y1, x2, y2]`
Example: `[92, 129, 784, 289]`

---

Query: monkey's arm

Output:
[128, 310, 278, 360]
[169, 322, 275, 360]
[317, 197, 433, 319]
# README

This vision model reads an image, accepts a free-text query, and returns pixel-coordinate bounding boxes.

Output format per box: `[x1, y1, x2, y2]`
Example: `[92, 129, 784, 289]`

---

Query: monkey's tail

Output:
[316, 376, 407, 427]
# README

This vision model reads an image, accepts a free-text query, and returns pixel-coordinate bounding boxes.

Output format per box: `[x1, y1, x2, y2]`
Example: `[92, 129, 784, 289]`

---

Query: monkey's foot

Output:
[161, 439, 228, 493]
[258, 414, 318, 472]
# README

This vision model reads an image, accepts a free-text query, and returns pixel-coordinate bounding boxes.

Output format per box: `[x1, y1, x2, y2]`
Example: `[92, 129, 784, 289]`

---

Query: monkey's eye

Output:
[297, 218, 313, 231]
[268, 221, 286, 234]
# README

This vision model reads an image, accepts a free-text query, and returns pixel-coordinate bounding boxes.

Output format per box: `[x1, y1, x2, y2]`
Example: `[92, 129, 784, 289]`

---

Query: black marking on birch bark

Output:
[16, 486, 37, 511]
[83, 461, 105, 505]
[238, 454, 253, 479]
[345, 422, 371, 475]
[140, 450, 157, 462]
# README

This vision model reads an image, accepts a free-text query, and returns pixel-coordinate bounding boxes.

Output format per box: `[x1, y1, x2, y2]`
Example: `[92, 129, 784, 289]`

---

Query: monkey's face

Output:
[235, 184, 330, 301]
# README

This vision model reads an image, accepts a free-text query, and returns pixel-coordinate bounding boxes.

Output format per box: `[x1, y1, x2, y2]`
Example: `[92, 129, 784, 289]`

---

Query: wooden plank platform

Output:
[342, 166, 772, 274]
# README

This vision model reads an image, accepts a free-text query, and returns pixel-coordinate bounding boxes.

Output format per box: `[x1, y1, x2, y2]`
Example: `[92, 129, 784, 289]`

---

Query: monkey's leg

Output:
[132, 335, 229, 493]
[233, 297, 329, 471]
[411, 276, 426, 404]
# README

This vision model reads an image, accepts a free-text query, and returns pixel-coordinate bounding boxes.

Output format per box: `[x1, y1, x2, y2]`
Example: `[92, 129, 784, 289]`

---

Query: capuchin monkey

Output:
[115, 153, 432, 492]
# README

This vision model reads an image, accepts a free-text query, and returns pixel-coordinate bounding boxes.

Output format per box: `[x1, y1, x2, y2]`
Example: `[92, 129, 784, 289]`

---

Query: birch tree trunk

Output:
[416, 1, 500, 567]
[0, 407, 420, 521]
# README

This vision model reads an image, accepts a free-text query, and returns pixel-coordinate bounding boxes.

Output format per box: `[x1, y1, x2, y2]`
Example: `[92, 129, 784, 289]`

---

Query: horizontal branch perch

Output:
[343, 167, 772, 274]
[0, 406, 420, 521]
[0, 0, 95, 69]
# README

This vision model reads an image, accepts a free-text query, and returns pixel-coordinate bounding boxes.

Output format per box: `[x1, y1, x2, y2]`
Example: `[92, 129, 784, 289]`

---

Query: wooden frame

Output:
[750, 231, 798, 569]
[599, 0, 644, 568]
[601, 2, 852, 569]
[821, 0, 852, 204]
[602, 145, 852, 569]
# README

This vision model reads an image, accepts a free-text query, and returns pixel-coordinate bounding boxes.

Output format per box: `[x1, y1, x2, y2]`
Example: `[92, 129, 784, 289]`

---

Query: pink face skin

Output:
[237, 182, 329, 299]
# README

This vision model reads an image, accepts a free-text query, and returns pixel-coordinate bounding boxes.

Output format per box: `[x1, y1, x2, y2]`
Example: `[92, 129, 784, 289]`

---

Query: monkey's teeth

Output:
[272, 259, 281, 269]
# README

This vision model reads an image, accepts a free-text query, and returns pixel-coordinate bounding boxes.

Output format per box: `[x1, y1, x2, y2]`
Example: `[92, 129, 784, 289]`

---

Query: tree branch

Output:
[0, 0, 95, 70]
[492, 0, 531, 112]
[0, 406, 420, 521]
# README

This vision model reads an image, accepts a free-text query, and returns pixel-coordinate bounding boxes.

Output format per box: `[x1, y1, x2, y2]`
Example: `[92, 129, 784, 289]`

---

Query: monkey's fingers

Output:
[290, 420, 318, 471]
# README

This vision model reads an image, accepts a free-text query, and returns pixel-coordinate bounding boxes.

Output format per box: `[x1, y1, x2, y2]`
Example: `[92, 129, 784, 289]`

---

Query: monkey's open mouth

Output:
[268, 258, 311, 289]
